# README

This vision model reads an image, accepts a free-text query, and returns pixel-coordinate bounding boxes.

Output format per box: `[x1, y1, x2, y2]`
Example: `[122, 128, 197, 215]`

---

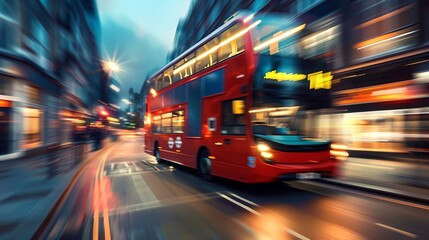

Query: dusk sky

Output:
[96, 0, 192, 97]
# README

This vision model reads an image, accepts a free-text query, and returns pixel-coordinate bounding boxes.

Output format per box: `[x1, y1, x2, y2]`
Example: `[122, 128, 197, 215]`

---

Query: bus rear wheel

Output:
[154, 143, 162, 164]
[198, 149, 212, 180]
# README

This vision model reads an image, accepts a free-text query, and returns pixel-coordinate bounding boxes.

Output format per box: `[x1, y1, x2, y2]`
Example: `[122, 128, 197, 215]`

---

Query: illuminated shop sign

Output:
[0, 100, 12, 108]
[264, 70, 306, 81]
[264, 70, 333, 89]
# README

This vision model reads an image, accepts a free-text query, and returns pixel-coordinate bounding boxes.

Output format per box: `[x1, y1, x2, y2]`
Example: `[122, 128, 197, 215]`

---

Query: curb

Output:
[319, 178, 429, 205]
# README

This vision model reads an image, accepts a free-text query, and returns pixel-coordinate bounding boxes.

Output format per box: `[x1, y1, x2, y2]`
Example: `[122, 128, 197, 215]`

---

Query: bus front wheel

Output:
[198, 149, 212, 180]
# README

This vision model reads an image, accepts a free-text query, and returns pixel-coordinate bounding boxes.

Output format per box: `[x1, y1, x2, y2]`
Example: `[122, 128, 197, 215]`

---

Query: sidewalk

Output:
[0, 139, 112, 240]
[321, 157, 429, 204]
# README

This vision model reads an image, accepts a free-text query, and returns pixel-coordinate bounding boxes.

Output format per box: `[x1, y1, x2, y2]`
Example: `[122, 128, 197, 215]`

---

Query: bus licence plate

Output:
[296, 172, 321, 180]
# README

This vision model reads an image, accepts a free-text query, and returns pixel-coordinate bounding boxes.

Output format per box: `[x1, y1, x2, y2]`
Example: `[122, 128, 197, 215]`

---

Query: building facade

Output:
[0, 0, 104, 158]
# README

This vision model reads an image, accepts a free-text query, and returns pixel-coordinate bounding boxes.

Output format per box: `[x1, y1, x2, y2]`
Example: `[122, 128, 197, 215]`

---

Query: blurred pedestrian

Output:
[92, 126, 103, 150]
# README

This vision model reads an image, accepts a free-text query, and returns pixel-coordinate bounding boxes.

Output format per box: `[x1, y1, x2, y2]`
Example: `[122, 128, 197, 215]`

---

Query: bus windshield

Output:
[250, 106, 301, 136]
[250, 15, 332, 137]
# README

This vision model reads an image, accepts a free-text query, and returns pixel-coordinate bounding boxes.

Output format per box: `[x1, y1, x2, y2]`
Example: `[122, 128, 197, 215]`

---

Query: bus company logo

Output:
[168, 138, 174, 149]
[175, 137, 182, 148]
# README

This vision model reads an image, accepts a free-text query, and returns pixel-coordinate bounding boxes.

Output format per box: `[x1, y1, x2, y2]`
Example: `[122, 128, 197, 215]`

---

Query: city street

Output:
[34, 134, 429, 240]
[2, 1, 429, 240]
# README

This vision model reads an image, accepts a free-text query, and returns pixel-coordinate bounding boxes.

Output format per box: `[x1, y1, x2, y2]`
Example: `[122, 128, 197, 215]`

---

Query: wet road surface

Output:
[34, 135, 429, 240]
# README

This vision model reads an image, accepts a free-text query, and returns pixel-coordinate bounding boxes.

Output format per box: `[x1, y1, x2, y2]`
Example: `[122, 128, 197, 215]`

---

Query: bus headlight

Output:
[257, 143, 273, 161]
[260, 151, 273, 159]
[257, 143, 270, 152]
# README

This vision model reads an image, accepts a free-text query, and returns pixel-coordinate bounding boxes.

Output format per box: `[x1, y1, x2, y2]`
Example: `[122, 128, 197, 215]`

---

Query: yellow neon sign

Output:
[264, 70, 306, 81]
[307, 71, 332, 90]
[264, 70, 333, 89]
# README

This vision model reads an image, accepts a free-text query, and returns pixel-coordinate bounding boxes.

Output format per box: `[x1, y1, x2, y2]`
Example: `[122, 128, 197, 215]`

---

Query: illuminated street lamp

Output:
[102, 60, 122, 74]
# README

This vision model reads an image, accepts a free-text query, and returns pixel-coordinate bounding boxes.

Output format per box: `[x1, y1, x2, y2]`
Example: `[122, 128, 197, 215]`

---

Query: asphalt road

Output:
[35, 134, 429, 240]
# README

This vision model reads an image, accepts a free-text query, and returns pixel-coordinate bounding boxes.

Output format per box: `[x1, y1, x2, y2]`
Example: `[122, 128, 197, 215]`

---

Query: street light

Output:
[102, 60, 122, 74]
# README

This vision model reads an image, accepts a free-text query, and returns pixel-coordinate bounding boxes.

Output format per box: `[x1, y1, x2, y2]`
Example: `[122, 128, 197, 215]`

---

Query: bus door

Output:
[213, 98, 250, 177]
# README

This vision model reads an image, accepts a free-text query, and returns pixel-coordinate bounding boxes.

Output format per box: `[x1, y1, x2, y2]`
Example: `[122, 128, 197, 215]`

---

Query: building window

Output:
[24, 85, 41, 104]
[221, 99, 246, 135]
[301, 25, 340, 68]
[23, 108, 42, 148]
[351, 0, 418, 61]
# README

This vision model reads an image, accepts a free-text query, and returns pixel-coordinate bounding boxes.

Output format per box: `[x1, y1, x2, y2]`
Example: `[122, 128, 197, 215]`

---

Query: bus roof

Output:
[149, 12, 252, 81]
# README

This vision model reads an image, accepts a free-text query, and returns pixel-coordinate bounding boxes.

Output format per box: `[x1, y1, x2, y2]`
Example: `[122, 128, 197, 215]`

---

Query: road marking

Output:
[375, 223, 417, 238]
[93, 145, 117, 240]
[109, 192, 221, 216]
[107, 170, 171, 177]
[141, 160, 161, 170]
[124, 162, 130, 168]
[92, 179, 99, 240]
[218, 193, 310, 240]
[131, 174, 159, 203]
[110, 163, 115, 171]
[218, 193, 263, 216]
[302, 181, 429, 211]
[229, 192, 260, 207]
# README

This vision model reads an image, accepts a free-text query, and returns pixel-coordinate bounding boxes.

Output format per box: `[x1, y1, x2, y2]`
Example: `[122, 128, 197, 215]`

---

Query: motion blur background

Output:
[2, 0, 428, 163]
[0, 0, 429, 239]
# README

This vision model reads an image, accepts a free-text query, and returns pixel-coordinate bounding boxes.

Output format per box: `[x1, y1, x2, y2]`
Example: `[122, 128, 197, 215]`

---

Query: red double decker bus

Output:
[144, 13, 346, 183]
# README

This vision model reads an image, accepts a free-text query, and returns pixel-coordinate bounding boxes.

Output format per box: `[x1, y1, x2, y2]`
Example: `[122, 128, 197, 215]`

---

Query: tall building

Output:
[0, 0, 104, 157]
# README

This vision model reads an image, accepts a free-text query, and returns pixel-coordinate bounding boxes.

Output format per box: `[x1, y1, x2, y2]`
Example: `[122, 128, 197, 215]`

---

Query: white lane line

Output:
[110, 163, 115, 171]
[375, 223, 417, 238]
[218, 193, 263, 216]
[229, 192, 260, 207]
[131, 174, 159, 203]
[217, 193, 310, 240]
[108, 170, 172, 177]
[302, 181, 429, 211]
[124, 162, 130, 168]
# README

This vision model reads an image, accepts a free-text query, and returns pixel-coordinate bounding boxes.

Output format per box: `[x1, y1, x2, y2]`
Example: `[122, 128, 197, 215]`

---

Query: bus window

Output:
[172, 110, 185, 133]
[163, 67, 173, 88]
[174, 53, 196, 82]
[221, 98, 246, 135]
[218, 23, 245, 62]
[161, 112, 172, 133]
[196, 37, 219, 72]
[155, 75, 163, 90]
[152, 115, 161, 133]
